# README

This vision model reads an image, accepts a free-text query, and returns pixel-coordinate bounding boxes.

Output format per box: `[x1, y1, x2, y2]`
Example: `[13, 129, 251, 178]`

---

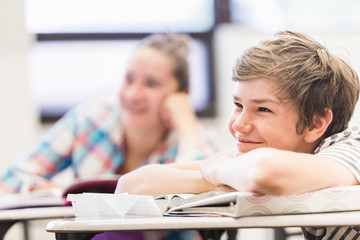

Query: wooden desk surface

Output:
[46, 210, 360, 233]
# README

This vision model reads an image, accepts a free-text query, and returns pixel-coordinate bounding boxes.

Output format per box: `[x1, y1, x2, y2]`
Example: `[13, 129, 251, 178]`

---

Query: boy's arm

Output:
[201, 147, 358, 196]
[115, 162, 217, 196]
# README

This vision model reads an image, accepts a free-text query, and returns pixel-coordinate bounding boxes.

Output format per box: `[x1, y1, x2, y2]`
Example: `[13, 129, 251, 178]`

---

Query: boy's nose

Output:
[232, 112, 253, 133]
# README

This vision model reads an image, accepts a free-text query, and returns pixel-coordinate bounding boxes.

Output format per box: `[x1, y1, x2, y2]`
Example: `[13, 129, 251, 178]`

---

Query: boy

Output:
[116, 31, 360, 239]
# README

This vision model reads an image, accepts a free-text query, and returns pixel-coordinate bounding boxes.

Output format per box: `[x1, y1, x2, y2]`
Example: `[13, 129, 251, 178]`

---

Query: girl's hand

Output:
[161, 92, 210, 161]
[161, 92, 196, 130]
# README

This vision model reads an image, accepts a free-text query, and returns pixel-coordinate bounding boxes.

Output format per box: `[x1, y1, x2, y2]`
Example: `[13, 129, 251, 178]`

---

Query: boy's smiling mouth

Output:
[237, 138, 262, 144]
[235, 137, 264, 152]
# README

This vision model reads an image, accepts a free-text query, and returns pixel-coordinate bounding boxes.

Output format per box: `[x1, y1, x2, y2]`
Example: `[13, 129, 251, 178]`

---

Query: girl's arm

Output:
[161, 93, 216, 162]
[0, 108, 78, 193]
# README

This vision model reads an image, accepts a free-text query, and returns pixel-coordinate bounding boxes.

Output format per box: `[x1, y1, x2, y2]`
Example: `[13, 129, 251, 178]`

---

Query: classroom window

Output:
[229, 0, 360, 32]
[25, 0, 219, 122]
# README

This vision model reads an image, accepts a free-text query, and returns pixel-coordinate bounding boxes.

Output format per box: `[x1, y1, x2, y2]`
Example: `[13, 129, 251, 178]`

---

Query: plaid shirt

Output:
[0, 97, 216, 194]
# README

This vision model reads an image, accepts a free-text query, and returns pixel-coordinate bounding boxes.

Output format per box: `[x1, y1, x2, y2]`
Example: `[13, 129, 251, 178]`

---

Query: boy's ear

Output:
[304, 109, 333, 143]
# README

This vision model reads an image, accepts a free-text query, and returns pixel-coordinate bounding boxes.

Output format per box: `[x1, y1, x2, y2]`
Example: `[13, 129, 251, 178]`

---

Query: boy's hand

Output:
[216, 184, 237, 192]
[200, 149, 236, 186]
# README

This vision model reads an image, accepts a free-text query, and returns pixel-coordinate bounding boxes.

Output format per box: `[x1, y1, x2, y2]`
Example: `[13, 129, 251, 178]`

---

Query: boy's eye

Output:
[234, 102, 243, 108]
[258, 107, 272, 113]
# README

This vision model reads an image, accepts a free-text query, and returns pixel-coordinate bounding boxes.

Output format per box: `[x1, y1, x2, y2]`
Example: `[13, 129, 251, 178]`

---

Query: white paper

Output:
[67, 193, 163, 218]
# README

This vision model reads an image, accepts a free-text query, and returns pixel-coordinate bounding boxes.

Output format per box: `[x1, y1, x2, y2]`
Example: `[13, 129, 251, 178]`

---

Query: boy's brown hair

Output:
[233, 30, 360, 138]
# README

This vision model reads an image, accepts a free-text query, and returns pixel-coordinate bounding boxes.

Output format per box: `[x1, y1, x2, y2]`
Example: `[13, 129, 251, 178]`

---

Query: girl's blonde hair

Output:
[138, 33, 191, 92]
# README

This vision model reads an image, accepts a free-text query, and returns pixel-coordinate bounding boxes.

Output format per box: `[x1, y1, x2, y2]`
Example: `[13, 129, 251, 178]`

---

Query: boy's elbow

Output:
[114, 164, 162, 195]
[115, 170, 147, 194]
[253, 170, 287, 196]
[114, 174, 131, 194]
[251, 149, 289, 196]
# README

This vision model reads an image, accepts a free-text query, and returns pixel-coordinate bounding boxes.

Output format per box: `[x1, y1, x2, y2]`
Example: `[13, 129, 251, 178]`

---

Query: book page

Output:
[173, 192, 226, 206]
[155, 191, 225, 212]
[154, 194, 195, 213]
[0, 188, 65, 210]
[165, 205, 235, 217]
[169, 191, 247, 212]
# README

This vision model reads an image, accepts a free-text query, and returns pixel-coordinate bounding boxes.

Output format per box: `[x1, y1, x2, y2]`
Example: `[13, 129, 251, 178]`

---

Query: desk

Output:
[46, 210, 360, 240]
[0, 206, 74, 240]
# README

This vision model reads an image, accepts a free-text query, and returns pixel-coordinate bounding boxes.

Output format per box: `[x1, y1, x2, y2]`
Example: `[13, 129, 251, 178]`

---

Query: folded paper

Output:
[67, 193, 163, 218]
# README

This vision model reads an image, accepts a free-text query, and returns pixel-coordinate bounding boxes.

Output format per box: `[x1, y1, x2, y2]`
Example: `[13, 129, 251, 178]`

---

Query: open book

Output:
[155, 191, 224, 213]
[0, 178, 118, 210]
[0, 188, 66, 210]
[67, 185, 360, 218]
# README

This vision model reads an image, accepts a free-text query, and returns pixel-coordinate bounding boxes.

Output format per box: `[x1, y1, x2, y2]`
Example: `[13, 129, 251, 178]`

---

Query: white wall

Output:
[0, 0, 40, 172]
[0, 1, 43, 239]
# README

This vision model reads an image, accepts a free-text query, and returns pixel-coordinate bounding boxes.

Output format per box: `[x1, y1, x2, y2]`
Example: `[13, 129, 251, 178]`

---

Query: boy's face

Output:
[228, 77, 312, 154]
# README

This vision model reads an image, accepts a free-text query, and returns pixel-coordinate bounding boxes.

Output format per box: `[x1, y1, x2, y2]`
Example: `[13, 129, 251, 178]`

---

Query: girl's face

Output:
[228, 77, 312, 154]
[119, 47, 179, 131]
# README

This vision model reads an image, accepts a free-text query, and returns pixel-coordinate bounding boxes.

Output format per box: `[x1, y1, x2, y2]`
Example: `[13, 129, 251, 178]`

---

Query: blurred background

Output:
[1, 0, 360, 239]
